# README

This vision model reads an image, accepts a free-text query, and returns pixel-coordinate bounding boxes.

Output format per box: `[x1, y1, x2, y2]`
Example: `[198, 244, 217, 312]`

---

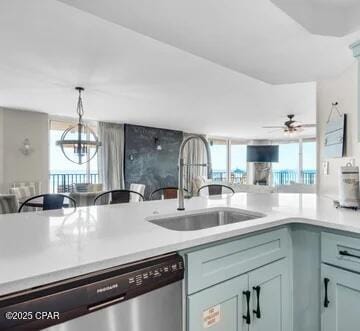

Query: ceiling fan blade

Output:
[288, 121, 302, 127]
[262, 126, 285, 129]
[267, 129, 283, 134]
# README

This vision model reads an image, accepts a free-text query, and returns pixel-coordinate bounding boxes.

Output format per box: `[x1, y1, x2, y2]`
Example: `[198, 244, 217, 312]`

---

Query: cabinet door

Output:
[187, 274, 249, 331]
[321, 264, 360, 331]
[249, 259, 291, 331]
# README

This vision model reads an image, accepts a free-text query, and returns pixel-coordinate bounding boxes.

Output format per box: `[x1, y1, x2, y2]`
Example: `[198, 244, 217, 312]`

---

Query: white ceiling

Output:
[0, 0, 317, 140]
[271, 0, 360, 36]
[313, 0, 359, 6]
[59, 0, 360, 83]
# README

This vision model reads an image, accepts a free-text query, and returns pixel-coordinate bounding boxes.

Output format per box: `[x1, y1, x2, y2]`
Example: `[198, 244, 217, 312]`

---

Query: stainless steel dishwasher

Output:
[0, 253, 184, 331]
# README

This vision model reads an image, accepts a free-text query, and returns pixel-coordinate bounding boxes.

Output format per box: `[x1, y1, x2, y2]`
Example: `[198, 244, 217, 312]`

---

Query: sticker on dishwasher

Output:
[203, 305, 221, 328]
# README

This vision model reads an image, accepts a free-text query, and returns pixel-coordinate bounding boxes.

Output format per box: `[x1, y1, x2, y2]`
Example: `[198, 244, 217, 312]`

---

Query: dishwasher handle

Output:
[88, 295, 126, 311]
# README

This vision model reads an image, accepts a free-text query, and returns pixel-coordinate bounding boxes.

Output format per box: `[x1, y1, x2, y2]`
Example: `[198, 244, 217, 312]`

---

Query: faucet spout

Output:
[177, 135, 212, 211]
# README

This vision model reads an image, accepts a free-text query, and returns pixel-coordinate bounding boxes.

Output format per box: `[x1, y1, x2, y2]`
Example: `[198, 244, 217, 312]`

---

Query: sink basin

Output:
[148, 209, 265, 231]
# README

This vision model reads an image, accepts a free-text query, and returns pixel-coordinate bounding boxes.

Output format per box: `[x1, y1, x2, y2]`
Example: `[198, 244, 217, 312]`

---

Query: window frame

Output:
[208, 136, 316, 185]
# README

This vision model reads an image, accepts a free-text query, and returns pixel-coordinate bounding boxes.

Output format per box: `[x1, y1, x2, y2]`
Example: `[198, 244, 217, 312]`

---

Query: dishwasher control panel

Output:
[128, 258, 183, 287]
[86, 253, 183, 302]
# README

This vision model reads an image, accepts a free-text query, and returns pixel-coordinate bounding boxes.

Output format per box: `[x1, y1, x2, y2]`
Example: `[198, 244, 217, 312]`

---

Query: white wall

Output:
[0, 110, 4, 191]
[0, 108, 49, 193]
[317, 61, 359, 196]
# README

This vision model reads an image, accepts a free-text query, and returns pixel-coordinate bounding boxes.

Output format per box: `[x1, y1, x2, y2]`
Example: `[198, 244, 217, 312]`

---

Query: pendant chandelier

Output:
[56, 87, 101, 164]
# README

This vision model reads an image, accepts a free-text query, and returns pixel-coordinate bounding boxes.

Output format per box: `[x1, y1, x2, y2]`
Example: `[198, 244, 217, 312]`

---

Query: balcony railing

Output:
[272, 170, 316, 185]
[302, 170, 317, 185]
[49, 169, 316, 193]
[212, 170, 316, 186]
[212, 171, 246, 183]
[49, 173, 99, 193]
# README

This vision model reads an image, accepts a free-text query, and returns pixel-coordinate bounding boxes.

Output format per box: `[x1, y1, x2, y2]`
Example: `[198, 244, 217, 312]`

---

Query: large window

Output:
[49, 120, 99, 192]
[230, 142, 247, 183]
[302, 141, 317, 184]
[272, 142, 299, 185]
[272, 139, 316, 185]
[209, 139, 247, 183]
[210, 139, 228, 182]
[208, 137, 316, 186]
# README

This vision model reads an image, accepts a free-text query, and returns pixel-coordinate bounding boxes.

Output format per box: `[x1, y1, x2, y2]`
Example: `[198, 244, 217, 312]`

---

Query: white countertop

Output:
[1, 193, 360, 296]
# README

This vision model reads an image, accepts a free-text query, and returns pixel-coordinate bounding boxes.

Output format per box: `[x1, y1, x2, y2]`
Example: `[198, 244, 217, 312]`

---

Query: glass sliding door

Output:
[272, 142, 299, 185]
[210, 139, 228, 182]
[208, 137, 317, 187]
[272, 139, 317, 186]
[230, 142, 247, 183]
[302, 140, 317, 184]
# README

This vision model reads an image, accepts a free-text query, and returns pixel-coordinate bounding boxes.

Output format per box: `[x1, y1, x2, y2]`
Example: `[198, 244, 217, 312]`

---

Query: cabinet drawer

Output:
[322, 232, 360, 273]
[185, 228, 290, 294]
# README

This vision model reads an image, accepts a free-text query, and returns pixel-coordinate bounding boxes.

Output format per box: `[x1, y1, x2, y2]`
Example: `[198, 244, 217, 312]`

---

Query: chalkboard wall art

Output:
[124, 124, 183, 199]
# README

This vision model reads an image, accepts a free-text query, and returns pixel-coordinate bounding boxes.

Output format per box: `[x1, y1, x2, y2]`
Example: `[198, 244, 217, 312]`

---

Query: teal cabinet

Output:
[187, 274, 248, 331]
[321, 264, 360, 331]
[185, 228, 290, 294]
[321, 232, 360, 274]
[249, 259, 291, 331]
[187, 259, 290, 331]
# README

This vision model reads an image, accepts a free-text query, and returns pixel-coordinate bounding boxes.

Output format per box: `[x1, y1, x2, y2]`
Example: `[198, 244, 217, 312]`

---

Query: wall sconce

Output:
[20, 138, 33, 155]
[154, 137, 162, 151]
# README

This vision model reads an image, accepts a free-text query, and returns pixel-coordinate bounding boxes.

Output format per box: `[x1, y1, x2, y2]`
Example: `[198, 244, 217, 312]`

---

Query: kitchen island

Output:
[0, 192, 359, 296]
[1, 193, 360, 331]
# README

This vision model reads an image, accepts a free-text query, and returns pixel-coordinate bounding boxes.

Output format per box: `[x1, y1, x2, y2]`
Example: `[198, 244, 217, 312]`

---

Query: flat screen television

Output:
[247, 145, 279, 163]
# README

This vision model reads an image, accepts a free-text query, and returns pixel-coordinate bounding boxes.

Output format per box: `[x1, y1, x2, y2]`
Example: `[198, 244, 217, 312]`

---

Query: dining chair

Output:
[0, 195, 18, 214]
[198, 184, 235, 197]
[72, 183, 90, 193]
[94, 190, 144, 206]
[9, 181, 41, 195]
[18, 194, 77, 212]
[69, 192, 100, 207]
[150, 187, 190, 200]
[9, 185, 36, 201]
[90, 183, 103, 192]
[129, 184, 146, 202]
[72, 183, 104, 193]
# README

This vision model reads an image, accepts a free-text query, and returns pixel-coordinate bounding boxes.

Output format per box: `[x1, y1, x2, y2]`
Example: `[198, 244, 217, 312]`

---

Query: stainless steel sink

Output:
[148, 209, 265, 231]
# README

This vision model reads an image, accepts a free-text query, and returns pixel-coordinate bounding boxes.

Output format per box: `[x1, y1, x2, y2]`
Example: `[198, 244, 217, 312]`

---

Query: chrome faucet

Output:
[177, 135, 212, 210]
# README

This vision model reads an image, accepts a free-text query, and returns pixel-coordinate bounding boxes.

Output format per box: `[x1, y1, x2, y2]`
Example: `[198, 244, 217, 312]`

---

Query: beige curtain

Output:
[98, 122, 125, 190]
[182, 133, 208, 194]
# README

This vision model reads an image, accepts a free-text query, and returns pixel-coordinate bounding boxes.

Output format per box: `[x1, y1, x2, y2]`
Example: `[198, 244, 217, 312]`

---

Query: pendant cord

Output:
[77, 89, 84, 123]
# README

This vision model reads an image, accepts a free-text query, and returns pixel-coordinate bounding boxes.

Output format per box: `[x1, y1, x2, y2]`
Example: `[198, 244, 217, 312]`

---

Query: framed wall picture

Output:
[324, 113, 346, 158]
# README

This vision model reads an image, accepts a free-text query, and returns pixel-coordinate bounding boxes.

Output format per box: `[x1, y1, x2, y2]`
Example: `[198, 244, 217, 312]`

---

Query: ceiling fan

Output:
[262, 114, 316, 135]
